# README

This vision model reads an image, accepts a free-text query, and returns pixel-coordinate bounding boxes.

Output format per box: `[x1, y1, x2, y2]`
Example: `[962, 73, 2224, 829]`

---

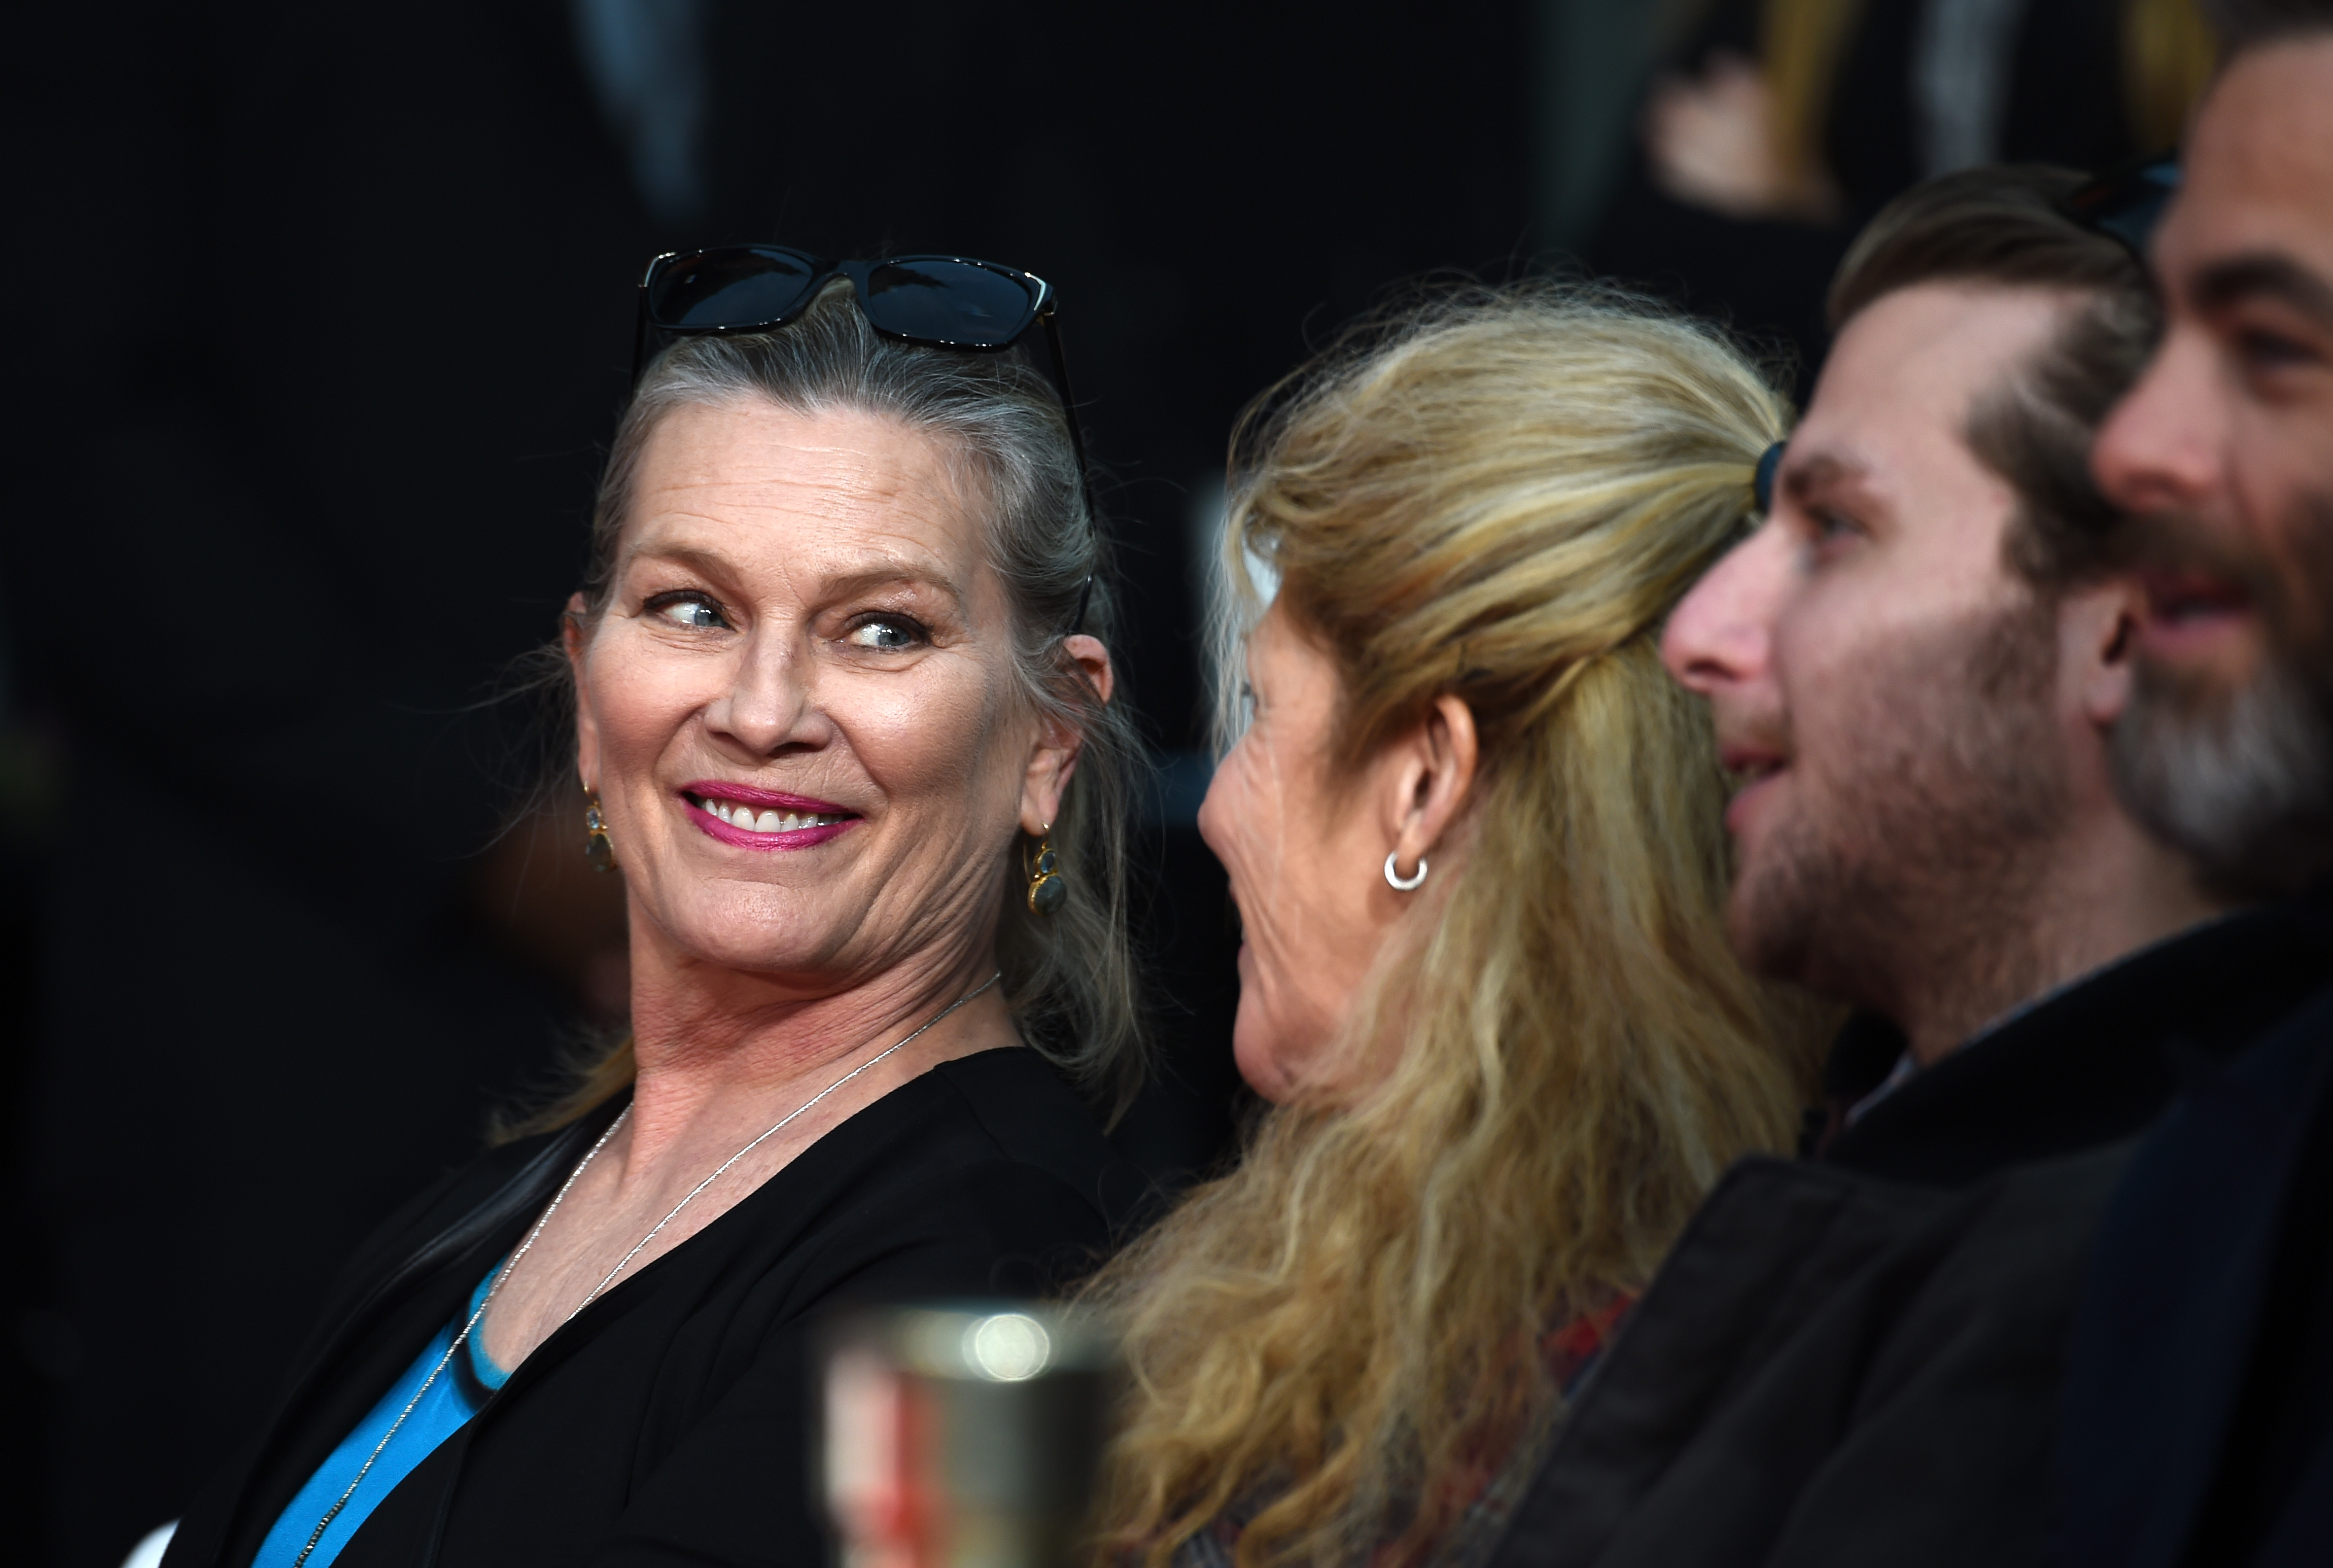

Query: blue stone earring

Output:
[584, 790, 617, 874]
[1025, 827, 1065, 916]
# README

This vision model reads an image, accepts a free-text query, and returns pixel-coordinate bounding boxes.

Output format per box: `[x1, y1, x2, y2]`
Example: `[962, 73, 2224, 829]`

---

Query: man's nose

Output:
[2093, 330, 2224, 517]
[1662, 523, 1782, 700]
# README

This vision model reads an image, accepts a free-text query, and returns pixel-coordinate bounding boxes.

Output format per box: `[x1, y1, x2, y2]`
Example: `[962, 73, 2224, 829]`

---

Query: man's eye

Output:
[647, 593, 728, 631]
[845, 616, 924, 651]
[2237, 327, 2321, 372]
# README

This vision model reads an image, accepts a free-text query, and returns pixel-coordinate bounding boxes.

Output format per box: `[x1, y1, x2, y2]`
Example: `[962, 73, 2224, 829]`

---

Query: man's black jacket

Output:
[1485, 902, 2333, 1568]
[2057, 959, 2333, 1567]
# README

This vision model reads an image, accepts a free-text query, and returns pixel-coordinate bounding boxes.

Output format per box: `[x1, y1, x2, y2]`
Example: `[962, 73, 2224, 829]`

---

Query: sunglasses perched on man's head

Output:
[1750, 153, 2187, 519]
[2059, 152, 2182, 264]
[631, 245, 1097, 631]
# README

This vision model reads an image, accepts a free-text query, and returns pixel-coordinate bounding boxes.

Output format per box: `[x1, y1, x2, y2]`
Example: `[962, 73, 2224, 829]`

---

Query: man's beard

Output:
[2111, 495, 2333, 899]
[1731, 595, 2071, 1020]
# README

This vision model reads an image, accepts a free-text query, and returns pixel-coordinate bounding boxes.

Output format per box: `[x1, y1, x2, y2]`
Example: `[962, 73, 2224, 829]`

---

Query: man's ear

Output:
[2069, 577, 2143, 729]
[1020, 635, 1115, 835]
[565, 592, 602, 788]
[1383, 694, 1480, 874]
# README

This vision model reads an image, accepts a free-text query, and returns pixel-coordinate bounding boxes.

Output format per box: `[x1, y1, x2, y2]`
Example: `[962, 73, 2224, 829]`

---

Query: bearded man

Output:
[2055, 3, 2333, 1562]
[1482, 161, 2333, 1568]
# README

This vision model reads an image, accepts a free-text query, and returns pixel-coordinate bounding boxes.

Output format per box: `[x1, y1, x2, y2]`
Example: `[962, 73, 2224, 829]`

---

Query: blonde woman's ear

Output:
[1386, 694, 1479, 874]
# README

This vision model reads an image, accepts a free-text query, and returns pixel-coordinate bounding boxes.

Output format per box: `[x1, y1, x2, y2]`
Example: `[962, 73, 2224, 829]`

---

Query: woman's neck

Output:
[617, 925, 1016, 1179]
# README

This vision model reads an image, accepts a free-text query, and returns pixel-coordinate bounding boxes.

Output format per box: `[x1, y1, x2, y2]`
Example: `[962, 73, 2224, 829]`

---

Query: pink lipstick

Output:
[680, 781, 860, 852]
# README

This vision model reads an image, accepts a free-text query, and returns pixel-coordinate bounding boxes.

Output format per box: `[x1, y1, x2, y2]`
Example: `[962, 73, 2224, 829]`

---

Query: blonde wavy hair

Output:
[1083, 285, 1824, 1568]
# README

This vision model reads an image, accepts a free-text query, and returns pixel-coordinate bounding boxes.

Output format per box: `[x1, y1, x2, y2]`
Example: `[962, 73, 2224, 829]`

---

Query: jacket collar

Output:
[1814, 898, 2333, 1187]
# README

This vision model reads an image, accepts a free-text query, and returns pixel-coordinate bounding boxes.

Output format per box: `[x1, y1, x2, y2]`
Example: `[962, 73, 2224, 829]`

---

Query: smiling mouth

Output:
[1721, 748, 1788, 791]
[2142, 569, 2254, 624]
[688, 795, 850, 833]
[680, 789, 859, 845]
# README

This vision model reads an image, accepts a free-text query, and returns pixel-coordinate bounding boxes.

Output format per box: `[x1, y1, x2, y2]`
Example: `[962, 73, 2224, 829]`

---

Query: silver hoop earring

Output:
[1383, 851, 1427, 891]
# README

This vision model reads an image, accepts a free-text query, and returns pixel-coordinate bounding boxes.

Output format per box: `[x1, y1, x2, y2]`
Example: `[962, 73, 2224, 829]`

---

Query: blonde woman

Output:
[1085, 286, 1822, 1568]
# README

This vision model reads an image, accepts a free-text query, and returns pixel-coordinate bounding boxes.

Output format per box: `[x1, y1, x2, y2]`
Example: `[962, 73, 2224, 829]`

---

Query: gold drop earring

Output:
[584, 789, 617, 873]
[1025, 825, 1065, 916]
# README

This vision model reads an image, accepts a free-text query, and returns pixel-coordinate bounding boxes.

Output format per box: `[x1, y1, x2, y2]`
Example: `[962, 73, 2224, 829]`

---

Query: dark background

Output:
[0, 1, 2165, 1562]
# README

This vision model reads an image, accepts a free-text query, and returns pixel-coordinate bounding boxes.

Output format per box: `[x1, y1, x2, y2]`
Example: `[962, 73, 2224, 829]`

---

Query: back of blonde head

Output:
[1086, 285, 1818, 1568]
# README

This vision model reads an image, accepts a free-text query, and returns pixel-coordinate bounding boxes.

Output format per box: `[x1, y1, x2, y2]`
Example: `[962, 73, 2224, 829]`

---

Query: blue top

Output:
[253, 1264, 510, 1568]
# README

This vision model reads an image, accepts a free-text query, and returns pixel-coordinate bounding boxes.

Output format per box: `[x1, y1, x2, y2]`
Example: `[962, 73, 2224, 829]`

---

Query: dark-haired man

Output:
[1483, 164, 2333, 1568]
[2053, 4, 2333, 1563]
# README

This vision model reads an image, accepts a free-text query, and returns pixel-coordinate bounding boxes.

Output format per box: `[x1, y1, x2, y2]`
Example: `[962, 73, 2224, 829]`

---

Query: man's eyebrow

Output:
[1780, 451, 1865, 505]
[2190, 252, 2333, 330]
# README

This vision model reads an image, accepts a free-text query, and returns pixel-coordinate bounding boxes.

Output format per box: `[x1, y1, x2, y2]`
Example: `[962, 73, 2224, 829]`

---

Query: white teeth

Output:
[697, 794, 845, 833]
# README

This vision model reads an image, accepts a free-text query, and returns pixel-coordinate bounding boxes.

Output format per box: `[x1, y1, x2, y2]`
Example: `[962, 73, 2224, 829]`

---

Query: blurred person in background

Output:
[1085, 286, 1824, 1568]
[157, 274, 1144, 1567]
[1484, 165, 2331, 1568]
[1601, 0, 2215, 378]
[2056, 2, 2333, 1561]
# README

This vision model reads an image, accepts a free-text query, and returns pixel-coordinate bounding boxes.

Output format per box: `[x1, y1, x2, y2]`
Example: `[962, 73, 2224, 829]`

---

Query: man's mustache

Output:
[2109, 508, 2279, 603]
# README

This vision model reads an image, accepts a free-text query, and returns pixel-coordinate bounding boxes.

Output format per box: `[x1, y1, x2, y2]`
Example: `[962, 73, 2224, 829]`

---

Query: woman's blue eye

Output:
[651, 595, 727, 631]
[846, 617, 922, 651]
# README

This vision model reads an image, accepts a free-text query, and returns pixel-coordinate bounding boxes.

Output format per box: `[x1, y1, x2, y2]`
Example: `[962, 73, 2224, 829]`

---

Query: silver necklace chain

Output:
[290, 971, 1003, 1567]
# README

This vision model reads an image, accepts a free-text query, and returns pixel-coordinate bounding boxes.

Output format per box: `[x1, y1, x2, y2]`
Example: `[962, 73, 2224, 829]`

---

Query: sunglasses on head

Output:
[632, 245, 1097, 633]
[2060, 151, 2182, 264]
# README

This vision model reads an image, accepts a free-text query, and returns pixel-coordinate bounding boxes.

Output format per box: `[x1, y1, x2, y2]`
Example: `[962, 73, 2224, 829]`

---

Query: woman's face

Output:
[570, 398, 1100, 989]
[1198, 604, 1406, 1102]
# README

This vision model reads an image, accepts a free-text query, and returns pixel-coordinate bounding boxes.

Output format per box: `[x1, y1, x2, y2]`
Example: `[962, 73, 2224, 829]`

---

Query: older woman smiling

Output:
[160, 256, 1144, 1568]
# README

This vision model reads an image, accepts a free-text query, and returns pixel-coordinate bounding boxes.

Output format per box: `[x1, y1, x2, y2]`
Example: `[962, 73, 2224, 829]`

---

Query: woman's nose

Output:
[704, 631, 817, 754]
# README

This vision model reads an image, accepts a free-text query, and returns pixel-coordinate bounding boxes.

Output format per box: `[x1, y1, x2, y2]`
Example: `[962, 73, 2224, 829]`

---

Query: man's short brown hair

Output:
[2203, 0, 2333, 52]
[1827, 165, 2160, 590]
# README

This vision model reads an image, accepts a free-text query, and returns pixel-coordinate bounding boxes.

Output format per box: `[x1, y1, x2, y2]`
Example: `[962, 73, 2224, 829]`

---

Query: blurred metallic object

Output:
[818, 1305, 1120, 1568]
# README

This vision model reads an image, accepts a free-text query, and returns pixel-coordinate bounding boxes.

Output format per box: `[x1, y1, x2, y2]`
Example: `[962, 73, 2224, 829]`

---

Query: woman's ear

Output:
[1384, 694, 1480, 873]
[1020, 635, 1115, 834]
[565, 592, 603, 789]
[2071, 578, 2143, 730]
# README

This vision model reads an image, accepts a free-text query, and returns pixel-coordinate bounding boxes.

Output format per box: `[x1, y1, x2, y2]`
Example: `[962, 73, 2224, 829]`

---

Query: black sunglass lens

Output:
[861, 260, 1037, 347]
[650, 249, 819, 329]
[2068, 158, 2180, 258]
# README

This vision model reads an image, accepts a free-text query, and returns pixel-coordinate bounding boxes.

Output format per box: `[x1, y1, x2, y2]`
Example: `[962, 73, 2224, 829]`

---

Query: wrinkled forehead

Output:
[2162, 42, 2333, 292]
[621, 397, 991, 575]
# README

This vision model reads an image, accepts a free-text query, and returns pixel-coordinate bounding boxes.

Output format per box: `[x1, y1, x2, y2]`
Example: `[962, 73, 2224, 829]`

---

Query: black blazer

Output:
[161, 1048, 1143, 1567]
[2054, 962, 2333, 1567]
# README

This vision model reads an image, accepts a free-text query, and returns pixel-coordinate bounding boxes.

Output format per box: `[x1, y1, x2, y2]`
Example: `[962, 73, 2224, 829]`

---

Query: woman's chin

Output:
[1231, 1015, 1298, 1104]
[636, 890, 849, 980]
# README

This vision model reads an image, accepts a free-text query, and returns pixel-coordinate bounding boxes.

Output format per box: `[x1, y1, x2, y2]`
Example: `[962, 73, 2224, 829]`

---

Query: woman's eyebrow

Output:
[621, 542, 734, 581]
[811, 562, 969, 615]
[617, 544, 966, 612]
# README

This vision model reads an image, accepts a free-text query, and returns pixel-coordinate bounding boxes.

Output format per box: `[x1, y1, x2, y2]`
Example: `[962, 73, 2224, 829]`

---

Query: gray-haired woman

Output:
[160, 252, 1146, 1568]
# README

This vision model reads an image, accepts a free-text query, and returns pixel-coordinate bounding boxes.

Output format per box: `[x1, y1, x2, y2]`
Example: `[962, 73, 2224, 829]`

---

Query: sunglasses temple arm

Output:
[630, 285, 652, 391]
[1040, 309, 1099, 636]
